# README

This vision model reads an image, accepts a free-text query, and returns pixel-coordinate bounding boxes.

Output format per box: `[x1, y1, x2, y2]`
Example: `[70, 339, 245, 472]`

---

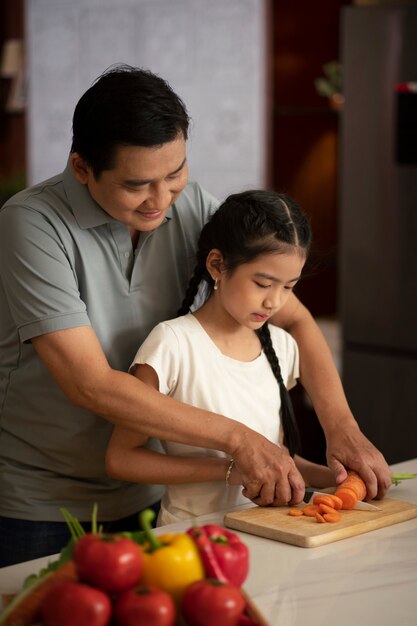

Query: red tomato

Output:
[41, 581, 111, 626]
[114, 585, 176, 626]
[182, 579, 246, 626]
[73, 533, 143, 593]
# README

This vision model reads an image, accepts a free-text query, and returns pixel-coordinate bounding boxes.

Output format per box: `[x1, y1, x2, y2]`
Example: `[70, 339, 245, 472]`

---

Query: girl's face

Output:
[215, 249, 306, 330]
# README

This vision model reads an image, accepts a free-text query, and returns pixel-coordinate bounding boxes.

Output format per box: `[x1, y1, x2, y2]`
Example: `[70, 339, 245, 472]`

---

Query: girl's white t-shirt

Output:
[131, 313, 300, 525]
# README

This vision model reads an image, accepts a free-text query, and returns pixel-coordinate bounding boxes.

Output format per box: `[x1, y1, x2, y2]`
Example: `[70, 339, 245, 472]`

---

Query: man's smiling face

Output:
[71, 135, 188, 234]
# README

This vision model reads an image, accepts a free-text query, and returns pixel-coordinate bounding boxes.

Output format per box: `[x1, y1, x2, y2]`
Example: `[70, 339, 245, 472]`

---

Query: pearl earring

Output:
[213, 278, 219, 291]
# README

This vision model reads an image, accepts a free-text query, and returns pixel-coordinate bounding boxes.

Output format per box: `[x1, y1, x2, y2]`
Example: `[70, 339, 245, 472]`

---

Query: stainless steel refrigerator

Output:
[339, 5, 417, 464]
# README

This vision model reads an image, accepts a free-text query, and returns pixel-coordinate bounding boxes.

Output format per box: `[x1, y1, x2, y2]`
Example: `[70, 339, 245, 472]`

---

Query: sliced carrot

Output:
[312, 495, 336, 508]
[327, 494, 343, 510]
[341, 476, 361, 492]
[335, 487, 358, 510]
[288, 508, 303, 516]
[339, 470, 367, 500]
[323, 512, 341, 523]
[318, 503, 338, 515]
[302, 504, 320, 517]
[315, 512, 326, 523]
[345, 470, 364, 484]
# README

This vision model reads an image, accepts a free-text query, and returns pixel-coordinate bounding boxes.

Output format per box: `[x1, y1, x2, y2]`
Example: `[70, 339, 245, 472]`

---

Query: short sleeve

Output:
[0, 204, 89, 341]
[130, 323, 180, 395]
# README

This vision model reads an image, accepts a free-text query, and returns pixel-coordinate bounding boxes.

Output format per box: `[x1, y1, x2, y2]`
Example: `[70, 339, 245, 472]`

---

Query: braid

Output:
[177, 264, 208, 316]
[256, 325, 300, 457]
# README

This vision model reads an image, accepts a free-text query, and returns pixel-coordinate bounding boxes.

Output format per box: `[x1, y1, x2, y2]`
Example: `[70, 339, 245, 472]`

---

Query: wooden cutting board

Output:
[224, 497, 417, 548]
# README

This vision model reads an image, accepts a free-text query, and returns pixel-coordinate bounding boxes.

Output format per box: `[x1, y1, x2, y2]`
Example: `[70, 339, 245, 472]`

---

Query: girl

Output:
[106, 190, 333, 524]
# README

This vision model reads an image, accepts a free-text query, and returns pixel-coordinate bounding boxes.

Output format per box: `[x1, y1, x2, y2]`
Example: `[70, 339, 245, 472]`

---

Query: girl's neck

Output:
[193, 299, 261, 362]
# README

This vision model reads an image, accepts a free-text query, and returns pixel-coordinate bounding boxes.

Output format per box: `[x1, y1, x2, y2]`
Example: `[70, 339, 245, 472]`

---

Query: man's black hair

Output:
[71, 64, 190, 178]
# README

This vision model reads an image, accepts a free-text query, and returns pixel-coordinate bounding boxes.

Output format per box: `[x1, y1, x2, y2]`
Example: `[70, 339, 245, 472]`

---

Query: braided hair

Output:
[178, 190, 312, 456]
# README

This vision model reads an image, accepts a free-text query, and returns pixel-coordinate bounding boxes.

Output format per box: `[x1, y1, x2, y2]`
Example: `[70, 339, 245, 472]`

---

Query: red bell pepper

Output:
[187, 524, 249, 587]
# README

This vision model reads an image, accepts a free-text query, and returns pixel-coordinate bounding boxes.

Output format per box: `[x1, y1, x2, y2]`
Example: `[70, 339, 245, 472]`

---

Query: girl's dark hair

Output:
[71, 64, 190, 178]
[178, 190, 312, 457]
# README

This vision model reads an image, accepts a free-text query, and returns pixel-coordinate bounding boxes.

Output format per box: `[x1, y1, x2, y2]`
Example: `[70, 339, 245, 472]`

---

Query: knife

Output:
[303, 487, 316, 503]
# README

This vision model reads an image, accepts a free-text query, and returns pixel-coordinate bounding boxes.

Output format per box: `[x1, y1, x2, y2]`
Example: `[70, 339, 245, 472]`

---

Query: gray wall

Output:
[25, 0, 268, 201]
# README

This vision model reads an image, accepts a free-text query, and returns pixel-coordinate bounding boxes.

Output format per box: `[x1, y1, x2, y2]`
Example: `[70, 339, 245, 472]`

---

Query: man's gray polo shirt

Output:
[0, 161, 219, 521]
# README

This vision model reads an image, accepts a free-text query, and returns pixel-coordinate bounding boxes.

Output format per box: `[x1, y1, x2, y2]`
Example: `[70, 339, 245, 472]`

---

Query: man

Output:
[0, 65, 391, 565]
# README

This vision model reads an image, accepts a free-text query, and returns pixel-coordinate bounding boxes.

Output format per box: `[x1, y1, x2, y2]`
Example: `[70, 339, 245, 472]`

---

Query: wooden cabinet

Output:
[271, 1, 350, 463]
[271, 0, 350, 317]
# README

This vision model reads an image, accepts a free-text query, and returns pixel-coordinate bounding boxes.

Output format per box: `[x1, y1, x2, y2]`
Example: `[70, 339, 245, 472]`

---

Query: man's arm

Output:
[106, 363, 236, 485]
[32, 325, 305, 506]
[270, 293, 392, 499]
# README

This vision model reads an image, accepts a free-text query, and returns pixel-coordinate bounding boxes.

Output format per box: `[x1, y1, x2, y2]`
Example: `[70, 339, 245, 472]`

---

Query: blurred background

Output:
[1, 0, 416, 466]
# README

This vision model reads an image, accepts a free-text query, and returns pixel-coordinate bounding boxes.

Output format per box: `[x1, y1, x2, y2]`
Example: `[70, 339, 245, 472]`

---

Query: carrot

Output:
[302, 504, 320, 517]
[0, 560, 78, 626]
[323, 512, 341, 523]
[318, 503, 338, 515]
[338, 470, 367, 500]
[312, 495, 336, 508]
[335, 487, 358, 510]
[334, 469, 368, 510]
[288, 508, 303, 516]
[343, 481, 365, 500]
[315, 512, 326, 523]
[327, 494, 343, 510]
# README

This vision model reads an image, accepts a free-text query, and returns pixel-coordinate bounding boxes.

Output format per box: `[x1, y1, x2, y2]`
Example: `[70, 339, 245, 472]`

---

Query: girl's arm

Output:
[105, 364, 242, 486]
[32, 326, 304, 506]
[278, 434, 333, 489]
[106, 432, 235, 485]
[293, 455, 334, 489]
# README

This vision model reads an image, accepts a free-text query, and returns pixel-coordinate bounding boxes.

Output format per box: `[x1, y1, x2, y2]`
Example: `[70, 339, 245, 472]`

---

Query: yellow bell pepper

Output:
[139, 510, 204, 603]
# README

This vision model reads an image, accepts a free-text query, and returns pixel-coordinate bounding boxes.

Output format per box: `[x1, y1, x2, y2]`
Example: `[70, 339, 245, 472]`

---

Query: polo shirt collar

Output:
[63, 158, 114, 229]
[62, 157, 173, 229]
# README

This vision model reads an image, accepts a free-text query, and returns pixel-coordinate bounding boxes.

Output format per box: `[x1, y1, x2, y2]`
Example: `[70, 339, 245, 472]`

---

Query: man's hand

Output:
[326, 423, 392, 500]
[232, 433, 305, 507]
[270, 294, 392, 501]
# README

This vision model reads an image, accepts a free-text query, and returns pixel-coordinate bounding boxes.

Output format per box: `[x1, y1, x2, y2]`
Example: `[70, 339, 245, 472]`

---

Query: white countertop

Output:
[1, 458, 416, 626]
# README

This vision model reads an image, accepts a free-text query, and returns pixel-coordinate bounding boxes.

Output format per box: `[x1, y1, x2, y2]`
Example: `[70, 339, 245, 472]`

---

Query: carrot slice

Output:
[288, 508, 303, 516]
[318, 503, 338, 515]
[312, 495, 336, 508]
[339, 471, 367, 500]
[315, 512, 326, 523]
[335, 487, 358, 510]
[302, 504, 320, 517]
[323, 512, 341, 523]
[327, 494, 343, 510]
